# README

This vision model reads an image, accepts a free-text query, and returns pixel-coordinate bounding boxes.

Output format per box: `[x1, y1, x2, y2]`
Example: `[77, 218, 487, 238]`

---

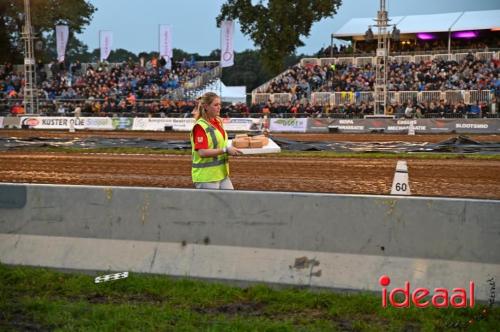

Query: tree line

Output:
[1, 0, 340, 91]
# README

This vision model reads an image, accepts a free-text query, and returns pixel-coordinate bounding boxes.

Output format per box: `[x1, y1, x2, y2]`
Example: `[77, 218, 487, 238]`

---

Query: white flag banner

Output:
[99, 30, 113, 61]
[55, 25, 69, 63]
[220, 20, 234, 67]
[159, 24, 173, 60]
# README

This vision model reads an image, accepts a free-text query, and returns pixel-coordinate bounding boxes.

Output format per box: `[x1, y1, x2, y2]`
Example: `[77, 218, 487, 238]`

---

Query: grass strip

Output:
[0, 264, 498, 331]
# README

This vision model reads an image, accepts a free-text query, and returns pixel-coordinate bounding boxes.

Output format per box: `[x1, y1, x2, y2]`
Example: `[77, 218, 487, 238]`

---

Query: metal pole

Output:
[373, 0, 389, 115]
[448, 31, 451, 55]
[21, 0, 38, 114]
[330, 34, 334, 58]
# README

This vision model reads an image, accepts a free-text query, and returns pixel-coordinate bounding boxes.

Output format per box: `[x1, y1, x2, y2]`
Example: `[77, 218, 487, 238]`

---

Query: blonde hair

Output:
[195, 92, 221, 123]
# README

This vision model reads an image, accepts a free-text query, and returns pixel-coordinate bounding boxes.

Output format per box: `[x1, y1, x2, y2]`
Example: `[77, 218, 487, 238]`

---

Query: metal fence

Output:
[289, 90, 496, 107]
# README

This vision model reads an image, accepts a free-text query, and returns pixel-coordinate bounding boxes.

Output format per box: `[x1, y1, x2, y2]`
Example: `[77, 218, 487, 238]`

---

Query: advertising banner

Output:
[99, 30, 113, 61]
[326, 118, 500, 134]
[55, 25, 69, 62]
[220, 20, 234, 68]
[221, 118, 255, 131]
[19, 117, 113, 130]
[159, 24, 173, 64]
[133, 118, 174, 131]
[270, 118, 308, 132]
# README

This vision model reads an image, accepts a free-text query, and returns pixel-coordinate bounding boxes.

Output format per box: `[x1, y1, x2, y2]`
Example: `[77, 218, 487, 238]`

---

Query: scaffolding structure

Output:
[372, 0, 390, 115]
[21, 0, 38, 114]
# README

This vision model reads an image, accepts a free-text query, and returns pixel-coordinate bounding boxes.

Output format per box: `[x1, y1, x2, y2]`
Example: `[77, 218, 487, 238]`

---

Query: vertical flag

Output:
[220, 20, 234, 67]
[99, 30, 113, 62]
[55, 25, 69, 63]
[159, 25, 173, 69]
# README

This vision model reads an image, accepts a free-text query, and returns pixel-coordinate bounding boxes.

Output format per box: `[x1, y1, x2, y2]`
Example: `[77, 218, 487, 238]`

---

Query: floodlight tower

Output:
[21, 0, 38, 114]
[366, 0, 398, 115]
[373, 0, 389, 115]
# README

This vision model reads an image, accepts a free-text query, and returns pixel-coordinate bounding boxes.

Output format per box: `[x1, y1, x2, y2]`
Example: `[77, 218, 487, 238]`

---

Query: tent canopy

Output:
[333, 9, 500, 39]
[197, 79, 246, 104]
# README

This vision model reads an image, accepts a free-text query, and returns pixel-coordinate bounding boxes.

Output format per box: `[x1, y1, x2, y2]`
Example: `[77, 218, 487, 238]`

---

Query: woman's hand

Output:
[227, 146, 242, 156]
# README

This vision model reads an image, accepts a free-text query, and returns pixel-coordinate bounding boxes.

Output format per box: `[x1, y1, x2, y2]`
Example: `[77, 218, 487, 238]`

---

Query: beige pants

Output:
[194, 177, 234, 190]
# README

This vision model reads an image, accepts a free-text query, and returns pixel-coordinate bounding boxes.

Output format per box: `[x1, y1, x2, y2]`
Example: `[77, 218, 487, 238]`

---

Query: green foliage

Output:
[216, 0, 342, 74]
[0, 0, 96, 63]
[107, 48, 139, 63]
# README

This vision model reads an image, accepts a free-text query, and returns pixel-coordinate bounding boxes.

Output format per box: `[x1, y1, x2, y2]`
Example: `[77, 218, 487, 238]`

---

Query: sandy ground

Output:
[1, 129, 499, 200]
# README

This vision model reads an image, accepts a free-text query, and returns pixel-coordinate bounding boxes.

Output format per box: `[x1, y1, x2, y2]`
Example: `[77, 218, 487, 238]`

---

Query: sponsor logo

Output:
[112, 118, 133, 129]
[379, 275, 475, 308]
[387, 126, 426, 131]
[337, 125, 365, 130]
[273, 119, 305, 127]
[22, 118, 39, 127]
[456, 123, 488, 129]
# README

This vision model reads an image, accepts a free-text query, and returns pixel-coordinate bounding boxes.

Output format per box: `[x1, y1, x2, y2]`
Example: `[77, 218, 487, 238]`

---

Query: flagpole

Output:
[98, 30, 101, 63]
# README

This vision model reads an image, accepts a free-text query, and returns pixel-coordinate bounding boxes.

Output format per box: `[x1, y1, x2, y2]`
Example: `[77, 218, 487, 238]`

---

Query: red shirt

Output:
[192, 118, 226, 150]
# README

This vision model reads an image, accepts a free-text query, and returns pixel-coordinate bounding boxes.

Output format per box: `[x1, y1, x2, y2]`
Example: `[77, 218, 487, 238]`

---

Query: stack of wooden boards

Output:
[232, 134, 269, 148]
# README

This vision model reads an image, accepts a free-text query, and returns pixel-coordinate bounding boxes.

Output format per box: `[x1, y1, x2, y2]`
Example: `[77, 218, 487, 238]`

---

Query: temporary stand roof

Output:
[333, 9, 500, 40]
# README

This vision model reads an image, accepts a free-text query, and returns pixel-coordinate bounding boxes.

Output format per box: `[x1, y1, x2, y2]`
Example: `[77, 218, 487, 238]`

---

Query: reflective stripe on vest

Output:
[191, 118, 229, 183]
[192, 157, 228, 168]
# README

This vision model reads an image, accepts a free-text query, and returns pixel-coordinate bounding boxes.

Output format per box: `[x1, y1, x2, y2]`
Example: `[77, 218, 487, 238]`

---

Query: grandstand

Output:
[251, 50, 499, 118]
[249, 9, 499, 118]
[0, 59, 221, 117]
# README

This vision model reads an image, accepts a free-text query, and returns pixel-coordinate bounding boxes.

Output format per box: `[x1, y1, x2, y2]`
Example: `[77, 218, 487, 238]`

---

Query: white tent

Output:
[333, 9, 500, 38]
[197, 79, 246, 104]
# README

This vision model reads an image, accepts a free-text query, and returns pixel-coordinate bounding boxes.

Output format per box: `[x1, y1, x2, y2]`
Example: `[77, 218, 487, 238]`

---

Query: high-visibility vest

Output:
[190, 118, 229, 183]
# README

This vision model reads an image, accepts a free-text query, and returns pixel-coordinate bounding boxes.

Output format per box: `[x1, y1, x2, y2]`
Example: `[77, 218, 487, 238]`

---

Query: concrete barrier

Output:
[0, 183, 499, 301]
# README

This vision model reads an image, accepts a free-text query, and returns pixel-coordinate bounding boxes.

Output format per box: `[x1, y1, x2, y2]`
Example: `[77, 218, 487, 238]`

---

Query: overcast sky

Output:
[78, 0, 500, 56]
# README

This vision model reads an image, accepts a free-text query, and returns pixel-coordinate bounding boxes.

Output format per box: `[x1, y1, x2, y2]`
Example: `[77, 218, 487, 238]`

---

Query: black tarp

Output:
[1, 135, 499, 154]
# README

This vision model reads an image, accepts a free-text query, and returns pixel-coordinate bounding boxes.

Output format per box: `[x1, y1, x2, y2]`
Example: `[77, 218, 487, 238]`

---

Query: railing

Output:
[328, 47, 500, 58]
[169, 66, 222, 100]
[299, 51, 498, 67]
[252, 90, 495, 106]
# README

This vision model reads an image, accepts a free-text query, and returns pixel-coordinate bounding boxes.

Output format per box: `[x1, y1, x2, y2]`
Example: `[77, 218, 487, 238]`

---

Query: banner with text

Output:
[270, 118, 308, 132]
[159, 24, 173, 66]
[321, 118, 500, 134]
[19, 117, 113, 130]
[99, 30, 113, 62]
[55, 25, 69, 63]
[220, 20, 234, 68]
[133, 118, 261, 132]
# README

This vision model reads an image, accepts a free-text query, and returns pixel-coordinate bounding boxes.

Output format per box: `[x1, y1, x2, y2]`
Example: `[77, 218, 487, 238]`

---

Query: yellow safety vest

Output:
[190, 118, 229, 183]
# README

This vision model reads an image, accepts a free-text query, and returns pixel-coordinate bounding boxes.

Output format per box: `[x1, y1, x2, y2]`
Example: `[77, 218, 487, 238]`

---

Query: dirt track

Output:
[1, 129, 499, 200]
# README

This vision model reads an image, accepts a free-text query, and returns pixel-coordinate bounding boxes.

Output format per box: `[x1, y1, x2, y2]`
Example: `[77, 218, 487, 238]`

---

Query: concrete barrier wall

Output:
[1, 183, 499, 301]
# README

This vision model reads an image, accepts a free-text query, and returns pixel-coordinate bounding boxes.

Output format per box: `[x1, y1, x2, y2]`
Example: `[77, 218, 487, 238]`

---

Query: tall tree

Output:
[0, 0, 95, 63]
[216, 0, 342, 74]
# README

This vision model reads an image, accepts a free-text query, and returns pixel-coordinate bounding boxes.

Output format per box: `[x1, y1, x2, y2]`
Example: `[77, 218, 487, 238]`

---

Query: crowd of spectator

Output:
[263, 55, 500, 102]
[245, 97, 498, 119]
[1, 49, 499, 119]
[0, 57, 217, 107]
